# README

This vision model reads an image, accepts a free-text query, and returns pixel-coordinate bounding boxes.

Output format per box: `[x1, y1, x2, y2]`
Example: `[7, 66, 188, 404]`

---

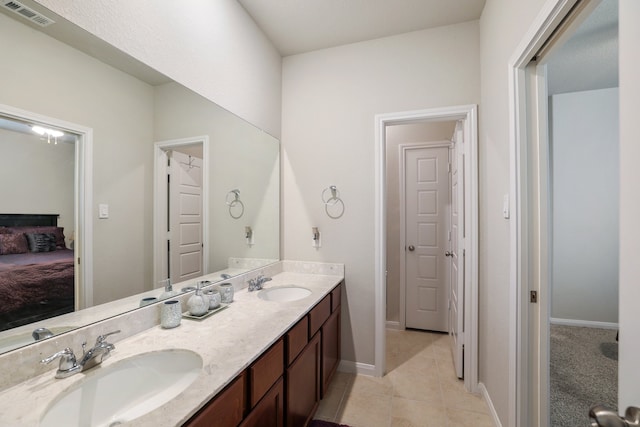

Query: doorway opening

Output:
[0, 103, 93, 314]
[508, 0, 619, 425]
[374, 105, 478, 392]
[153, 136, 210, 287]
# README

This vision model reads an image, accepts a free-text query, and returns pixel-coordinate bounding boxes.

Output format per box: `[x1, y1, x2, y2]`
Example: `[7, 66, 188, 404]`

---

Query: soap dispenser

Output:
[187, 282, 209, 316]
[159, 278, 178, 299]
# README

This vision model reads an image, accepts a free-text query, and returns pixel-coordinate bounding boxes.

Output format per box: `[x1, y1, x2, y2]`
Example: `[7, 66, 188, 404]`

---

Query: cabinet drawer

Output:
[286, 315, 308, 365]
[331, 283, 342, 312]
[185, 372, 246, 427]
[309, 295, 331, 338]
[249, 339, 284, 408]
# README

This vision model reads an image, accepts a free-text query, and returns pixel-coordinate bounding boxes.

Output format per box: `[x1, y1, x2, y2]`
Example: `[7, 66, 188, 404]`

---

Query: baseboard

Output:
[338, 360, 376, 376]
[386, 320, 402, 330]
[550, 317, 618, 330]
[478, 382, 503, 427]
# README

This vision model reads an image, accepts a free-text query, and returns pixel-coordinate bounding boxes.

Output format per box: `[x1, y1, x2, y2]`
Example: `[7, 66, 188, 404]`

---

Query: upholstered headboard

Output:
[0, 214, 59, 227]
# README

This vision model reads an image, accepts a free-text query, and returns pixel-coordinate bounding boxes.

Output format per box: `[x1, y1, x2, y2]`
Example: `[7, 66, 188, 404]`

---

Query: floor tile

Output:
[336, 391, 392, 427]
[446, 407, 495, 427]
[391, 397, 449, 427]
[316, 329, 495, 427]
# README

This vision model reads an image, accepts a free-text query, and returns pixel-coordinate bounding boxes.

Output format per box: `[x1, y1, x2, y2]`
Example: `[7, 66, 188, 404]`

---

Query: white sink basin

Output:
[40, 349, 202, 427]
[258, 285, 312, 302]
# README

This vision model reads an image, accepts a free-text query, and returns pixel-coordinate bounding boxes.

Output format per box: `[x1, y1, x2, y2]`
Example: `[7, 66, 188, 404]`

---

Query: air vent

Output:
[2, 0, 54, 27]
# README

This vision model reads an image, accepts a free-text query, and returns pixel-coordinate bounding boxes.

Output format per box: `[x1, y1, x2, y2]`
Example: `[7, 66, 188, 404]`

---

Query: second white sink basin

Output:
[40, 349, 202, 427]
[258, 285, 312, 302]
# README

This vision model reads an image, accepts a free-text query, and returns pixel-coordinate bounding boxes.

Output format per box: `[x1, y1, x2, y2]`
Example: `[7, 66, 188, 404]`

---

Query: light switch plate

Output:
[99, 204, 109, 219]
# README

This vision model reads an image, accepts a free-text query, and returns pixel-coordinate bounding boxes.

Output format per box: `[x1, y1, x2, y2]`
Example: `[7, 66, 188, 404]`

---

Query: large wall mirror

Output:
[0, 2, 280, 354]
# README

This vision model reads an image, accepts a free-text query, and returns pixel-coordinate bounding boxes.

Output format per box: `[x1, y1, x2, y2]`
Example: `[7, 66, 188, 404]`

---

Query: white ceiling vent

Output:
[2, 0, 55, 27]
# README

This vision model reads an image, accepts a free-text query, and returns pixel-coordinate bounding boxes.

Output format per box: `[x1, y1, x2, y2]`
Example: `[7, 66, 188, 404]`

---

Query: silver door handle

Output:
[445, 251, 453, 257]
[408, 245, 415, 252]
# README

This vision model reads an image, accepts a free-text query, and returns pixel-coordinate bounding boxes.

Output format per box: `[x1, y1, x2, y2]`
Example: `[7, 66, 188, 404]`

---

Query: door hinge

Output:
[77, 257, 80, 265]
[530, 290, 538, 303]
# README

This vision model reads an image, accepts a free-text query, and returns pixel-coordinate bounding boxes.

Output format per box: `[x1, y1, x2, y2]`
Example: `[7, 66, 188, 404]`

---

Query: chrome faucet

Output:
[32, 327, 54, 341]
[41, 330, 120, 378]
[248, 275, 272, 291]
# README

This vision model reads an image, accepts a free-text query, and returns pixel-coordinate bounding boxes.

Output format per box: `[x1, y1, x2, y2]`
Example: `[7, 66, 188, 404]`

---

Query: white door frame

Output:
[374, 104, 478, 393]
[153, 136, 210, 286]
[398, 142, 452, 332]
[0, 103, 94, 310]
[507, 0, 592, 425]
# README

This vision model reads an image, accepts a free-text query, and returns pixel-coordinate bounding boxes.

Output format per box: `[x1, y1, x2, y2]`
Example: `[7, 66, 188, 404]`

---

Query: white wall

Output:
[34, 0, 283, 138]
[478, 0, 548, 423]
[1, 13, 155, 305]
[385, 121, 456, 324]
[618, 0, 640, 412]
[0, 129, 75, 243]
[282, 22, 479, 366]
[550, 88, 619, 324]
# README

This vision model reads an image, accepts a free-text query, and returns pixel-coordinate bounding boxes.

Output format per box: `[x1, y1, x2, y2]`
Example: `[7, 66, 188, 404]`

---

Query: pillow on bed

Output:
[25, 233, 57, 252]
[0, 227, 11, 235]
[0, 233, 29, 254]
[8, 226, 66, 249]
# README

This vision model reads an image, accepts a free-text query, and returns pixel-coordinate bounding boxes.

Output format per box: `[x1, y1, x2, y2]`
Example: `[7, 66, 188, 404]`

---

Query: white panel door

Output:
[405, 146, 450, 332]
[449, 122, 465, 379]
[169, 151, 203, 283]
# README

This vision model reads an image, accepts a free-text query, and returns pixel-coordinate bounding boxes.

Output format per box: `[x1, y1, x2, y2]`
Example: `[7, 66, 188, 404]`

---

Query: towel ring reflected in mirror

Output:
[226, 189, 244, 219]
[322, 185, 345, 219]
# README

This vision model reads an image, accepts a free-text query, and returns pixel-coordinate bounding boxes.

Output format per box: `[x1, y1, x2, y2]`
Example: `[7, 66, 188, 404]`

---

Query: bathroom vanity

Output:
[186, 282, 342, 427]
[0, 261, 344, 427]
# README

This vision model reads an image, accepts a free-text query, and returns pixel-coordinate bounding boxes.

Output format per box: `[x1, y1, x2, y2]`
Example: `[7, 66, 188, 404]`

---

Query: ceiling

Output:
[237, 0, 486, 56]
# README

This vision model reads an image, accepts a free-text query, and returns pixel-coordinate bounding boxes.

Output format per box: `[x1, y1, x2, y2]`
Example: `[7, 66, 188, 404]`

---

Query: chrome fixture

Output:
[248, 275, 272, 292]
[221, 273, 232, 279]
[322, 185, 345, 219]
[589, 404, 640, 427]
[312, 227, 320, 241]
[226, 189, 244, 219]
[41, 330, 120, 378]
[32, 327, 53, 341]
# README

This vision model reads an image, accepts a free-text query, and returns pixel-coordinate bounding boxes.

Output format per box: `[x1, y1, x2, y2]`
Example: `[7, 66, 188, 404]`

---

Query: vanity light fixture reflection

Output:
[32, 125, 63, 144]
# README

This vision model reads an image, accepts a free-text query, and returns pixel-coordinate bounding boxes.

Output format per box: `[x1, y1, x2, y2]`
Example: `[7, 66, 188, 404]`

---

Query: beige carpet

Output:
[550, 324, 618, 426]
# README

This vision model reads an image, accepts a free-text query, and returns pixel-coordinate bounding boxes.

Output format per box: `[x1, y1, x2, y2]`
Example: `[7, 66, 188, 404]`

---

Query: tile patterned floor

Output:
[315, 329, 494, 427]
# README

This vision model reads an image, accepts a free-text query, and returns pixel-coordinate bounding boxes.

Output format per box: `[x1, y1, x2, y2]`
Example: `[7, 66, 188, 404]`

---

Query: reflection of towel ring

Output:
[322, 185, 341, 206]
[322, 185, 345, 219]
[226, 189, 244, 219]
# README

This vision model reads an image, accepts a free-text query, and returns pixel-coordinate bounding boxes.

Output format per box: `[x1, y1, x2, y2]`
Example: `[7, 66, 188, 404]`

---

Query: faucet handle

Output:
[41, 348, 77, 371]
[96, 330, 121, 345]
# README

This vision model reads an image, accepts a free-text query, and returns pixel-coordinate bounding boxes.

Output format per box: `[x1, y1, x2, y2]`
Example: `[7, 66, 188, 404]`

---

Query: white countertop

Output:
[0, 270, 343, 426]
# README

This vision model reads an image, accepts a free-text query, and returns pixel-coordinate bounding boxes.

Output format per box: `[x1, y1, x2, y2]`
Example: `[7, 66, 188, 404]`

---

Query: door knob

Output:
[445, 251, 453, 257]
[408, 245, 415, 252]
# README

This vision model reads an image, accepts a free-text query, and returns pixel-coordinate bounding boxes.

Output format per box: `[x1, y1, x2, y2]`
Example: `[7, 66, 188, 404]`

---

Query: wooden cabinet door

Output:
[183, 372, 246, 427]
[249, 339, 284, 408]
[286, 332, 321, 427]
[321, 308, 341, 398]
[240, 378, 284, 427]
